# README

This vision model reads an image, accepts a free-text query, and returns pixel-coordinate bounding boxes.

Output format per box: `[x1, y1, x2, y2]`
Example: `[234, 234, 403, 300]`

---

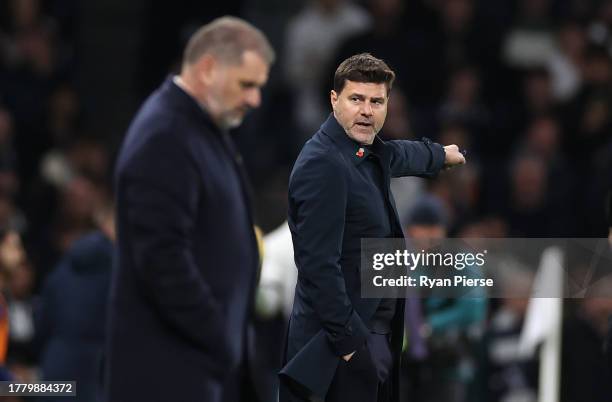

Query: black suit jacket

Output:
[107, 77, 260, 402]
[280, 114, 445, 401]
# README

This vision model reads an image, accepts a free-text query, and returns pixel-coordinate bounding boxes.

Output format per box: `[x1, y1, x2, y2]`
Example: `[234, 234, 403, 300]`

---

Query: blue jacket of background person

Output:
[37, 231, 113, 402]
[107, 77, 260, 402]
[280, 114, 445, 401]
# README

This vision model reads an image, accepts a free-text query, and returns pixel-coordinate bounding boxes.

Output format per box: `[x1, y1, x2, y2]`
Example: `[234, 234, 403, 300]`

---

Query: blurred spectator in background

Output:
[46, 84, 80, 147]
[502, 116, 573, 236]
[438, 65, 489, 154]
[0, 108, 19, 193]
[503, 0, 556, 69]
[503, 152, 554, 236]
[522, 116, 571, 205]
[284, 0, 371, 138]
[426, 157, 482, 234]
[0, 0, 71, 189]
[26, 173, 104, 291]
[6, 260, 36, 373]
[254, 221, 298, 401]
[561, 278, 612, 402]
[401, 194, 447, 400]
[24, 136, 110, 291]
[562, 45, 612, 154]
[36, 201, 114, 402]
[522, 115, 562, 162]
[257, 222, 297, 320]
[521, 68, 556, 122]
[401, 194, 487, 402]
[0, 196, 36, 381]
[383, 86, 428, 226]
[330, 0, 412, 99]
[433, 0, 478, 68]
[561, 44, 612, 236]
[548, 21, 586, 102]
[0, 230, 26, 381]
[475, 262, 537, 402]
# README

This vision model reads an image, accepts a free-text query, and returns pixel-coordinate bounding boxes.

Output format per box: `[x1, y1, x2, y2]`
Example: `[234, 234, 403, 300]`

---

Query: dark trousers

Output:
[281, 333, 393, 402]
[326, 333, 393, 402]
[222, 357, 261, 402]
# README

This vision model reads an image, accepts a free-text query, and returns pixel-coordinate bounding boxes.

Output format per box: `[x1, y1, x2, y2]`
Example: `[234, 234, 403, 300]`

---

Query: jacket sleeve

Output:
[119, 130, 229, 367]
[386, 137, 446, 178]
[289, 153, 369, 356]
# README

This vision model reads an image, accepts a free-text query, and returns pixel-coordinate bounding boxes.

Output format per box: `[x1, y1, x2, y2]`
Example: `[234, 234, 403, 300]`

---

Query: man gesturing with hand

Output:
[279, 53, 464, 402]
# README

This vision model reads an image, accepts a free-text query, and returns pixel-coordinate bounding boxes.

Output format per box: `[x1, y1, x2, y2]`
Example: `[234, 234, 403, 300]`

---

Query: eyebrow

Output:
[240, 80, 261, 88]
[348, 93, 385, 102]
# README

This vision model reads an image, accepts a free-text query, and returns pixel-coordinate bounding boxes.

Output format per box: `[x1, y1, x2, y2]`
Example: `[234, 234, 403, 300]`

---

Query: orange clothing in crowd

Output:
[0, 294, 8, 363]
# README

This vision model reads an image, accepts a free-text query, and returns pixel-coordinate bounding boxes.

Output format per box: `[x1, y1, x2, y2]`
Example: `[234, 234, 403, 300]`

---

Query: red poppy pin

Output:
[356, 147, 365, 157]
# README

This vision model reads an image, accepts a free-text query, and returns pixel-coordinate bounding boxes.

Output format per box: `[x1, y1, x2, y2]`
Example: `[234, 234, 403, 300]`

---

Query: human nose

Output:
[245, 88, 261, 108]
[360, 101, 373, 117]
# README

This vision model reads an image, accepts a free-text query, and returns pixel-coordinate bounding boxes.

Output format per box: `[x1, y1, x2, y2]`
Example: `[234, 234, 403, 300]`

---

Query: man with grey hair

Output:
[107, 16, 273, 402]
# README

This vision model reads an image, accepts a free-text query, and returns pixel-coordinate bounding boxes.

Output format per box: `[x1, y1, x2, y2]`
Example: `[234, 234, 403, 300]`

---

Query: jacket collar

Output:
[160, 75, 222, 134]
[320, 113, 386, 165]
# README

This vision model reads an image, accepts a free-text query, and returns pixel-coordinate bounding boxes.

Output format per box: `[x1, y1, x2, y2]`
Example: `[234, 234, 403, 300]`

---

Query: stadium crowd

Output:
[0, 0, 610, 401]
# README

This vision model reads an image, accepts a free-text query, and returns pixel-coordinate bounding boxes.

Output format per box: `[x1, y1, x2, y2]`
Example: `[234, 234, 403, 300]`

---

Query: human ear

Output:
[330, 90, 338, 110]
[196, 55, 216, 86]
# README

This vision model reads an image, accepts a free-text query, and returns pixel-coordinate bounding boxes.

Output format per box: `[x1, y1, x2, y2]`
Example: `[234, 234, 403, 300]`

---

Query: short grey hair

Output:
[183, 16, 275, 66]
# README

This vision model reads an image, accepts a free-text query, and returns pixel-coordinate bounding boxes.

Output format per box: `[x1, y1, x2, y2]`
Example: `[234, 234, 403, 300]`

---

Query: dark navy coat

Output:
[107, 77, 260, 402]
[37, 231, 113, 402]
[280, 114, 445, 401]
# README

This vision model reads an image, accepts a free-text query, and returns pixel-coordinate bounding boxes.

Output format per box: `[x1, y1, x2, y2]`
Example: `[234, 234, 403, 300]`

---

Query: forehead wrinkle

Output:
[343, 86, 387, 100]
